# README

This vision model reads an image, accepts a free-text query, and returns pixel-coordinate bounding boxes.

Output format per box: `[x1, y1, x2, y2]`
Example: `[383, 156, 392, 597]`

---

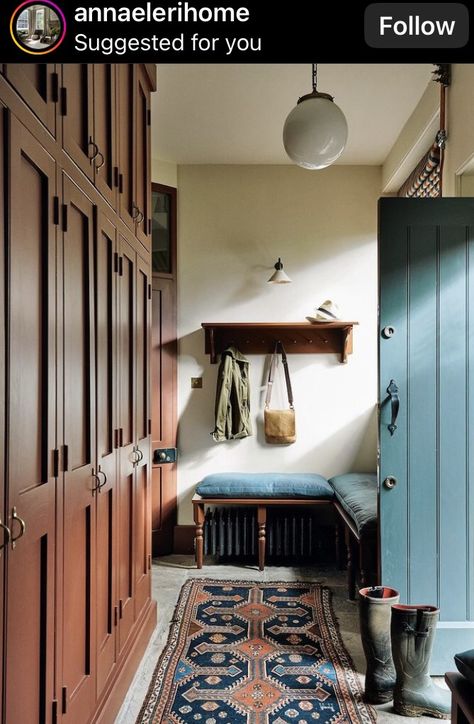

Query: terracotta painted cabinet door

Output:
[59, 175, 97, 723]
[4, 63, 57, 135]
[117, 236, 137, 653]
[117, 64, 135, 233]
[134, 254, 152, 620]
[95, 211, 119, 696]
[379, 198, 474, 672]
[134, 66, 151, 251]
[5, 115, 57, 724]
[61, 64, 117, 205]
[0, 105, 5, 717]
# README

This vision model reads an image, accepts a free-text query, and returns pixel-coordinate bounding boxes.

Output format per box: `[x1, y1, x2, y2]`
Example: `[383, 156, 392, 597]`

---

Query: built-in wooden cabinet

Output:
[0, 64, 156, 724]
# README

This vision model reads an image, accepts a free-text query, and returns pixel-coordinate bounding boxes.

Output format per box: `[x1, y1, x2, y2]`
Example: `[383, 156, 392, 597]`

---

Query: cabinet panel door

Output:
[95, 211, 118, 695]
[5, 64, 57, 134]
[62, 64, 94, 180]
[93, 65, 117, 209]
[61, 175, 96, 723]
[134, 67, 151, 251]
[5, 116, 56, 724]
[134, 254, 151, 618]
[117, 64, 135, 232]
[117, 237, 136, 652]
[0, 106, 4, 714]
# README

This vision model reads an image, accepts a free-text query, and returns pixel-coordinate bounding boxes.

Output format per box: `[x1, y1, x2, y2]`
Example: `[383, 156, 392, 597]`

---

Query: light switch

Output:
[191, 377, 203, 389]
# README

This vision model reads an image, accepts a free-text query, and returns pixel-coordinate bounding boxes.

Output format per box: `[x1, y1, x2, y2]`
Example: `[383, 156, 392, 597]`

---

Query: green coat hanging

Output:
[211, 346, 252, 442]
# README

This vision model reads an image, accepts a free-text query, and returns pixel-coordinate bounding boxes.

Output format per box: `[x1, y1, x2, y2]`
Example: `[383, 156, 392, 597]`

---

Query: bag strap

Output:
[265, 342, 294, 410]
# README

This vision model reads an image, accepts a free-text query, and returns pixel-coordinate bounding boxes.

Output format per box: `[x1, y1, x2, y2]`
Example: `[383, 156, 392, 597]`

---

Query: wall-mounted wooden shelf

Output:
[202, 322, 358, 364]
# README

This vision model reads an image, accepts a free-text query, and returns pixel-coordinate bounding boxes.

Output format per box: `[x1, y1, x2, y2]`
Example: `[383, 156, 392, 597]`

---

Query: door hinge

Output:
[53, 196, 60, 226]
[148, 283, 152, 300]
[114, 605, 118, 627]
[148, 553, 152, 570]
[51, 72, 59, 103]
[53, 449, 59, 478]
[118, 256, 123, 276]
[114, 428, 119, 448]
[61, 686, 67, 714]
[119, 173, 124, 194]
[52, 700, 58, 724]
[148, 218, 151, 235]
[114, 252, 119, 274]
[147, 108, 151, 126]
[148, 418, 151, 435]
[119, 599, 123, 619]
[114, 166, 119, 188]
[119, 428, 124, 447]
[62, 204, 68, 232]
[60, 86, 67, 116]
[63, 444, 69, 472]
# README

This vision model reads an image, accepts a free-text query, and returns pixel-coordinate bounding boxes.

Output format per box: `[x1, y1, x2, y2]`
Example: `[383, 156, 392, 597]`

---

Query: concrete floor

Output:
[116, 556, 450, 723]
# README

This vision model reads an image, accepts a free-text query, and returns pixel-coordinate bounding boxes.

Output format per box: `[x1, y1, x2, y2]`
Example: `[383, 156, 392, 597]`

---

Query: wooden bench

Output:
[445, 672, 474, 723]
[192, 494, 339, 571]
[193, 473, 378, 598]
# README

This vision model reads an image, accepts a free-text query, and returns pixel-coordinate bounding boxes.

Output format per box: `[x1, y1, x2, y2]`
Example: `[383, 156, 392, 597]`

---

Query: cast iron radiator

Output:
[203, 506, 336, 563]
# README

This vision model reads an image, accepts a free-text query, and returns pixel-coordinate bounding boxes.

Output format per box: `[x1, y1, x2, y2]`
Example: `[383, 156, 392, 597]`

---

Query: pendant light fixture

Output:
[268, 258, 292, 284]
[283, 64, 348, 170]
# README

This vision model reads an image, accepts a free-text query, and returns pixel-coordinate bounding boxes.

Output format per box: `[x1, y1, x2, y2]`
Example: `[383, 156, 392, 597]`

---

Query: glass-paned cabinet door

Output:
[152, 183, 176, 275]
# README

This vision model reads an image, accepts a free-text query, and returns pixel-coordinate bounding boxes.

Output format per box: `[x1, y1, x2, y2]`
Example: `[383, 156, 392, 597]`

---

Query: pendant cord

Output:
[312, 63, 318, 93]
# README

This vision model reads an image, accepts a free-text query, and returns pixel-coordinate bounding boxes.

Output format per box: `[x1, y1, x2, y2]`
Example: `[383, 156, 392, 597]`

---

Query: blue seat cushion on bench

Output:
[328, 473, 377, 535]
[196, 473, 334, 499]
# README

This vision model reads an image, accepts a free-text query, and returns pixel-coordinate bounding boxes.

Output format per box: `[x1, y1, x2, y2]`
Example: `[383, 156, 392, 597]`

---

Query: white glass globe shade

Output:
[283, 96, 348, 169]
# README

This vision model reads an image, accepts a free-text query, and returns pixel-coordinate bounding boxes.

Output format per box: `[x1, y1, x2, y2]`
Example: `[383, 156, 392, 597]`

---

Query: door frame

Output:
[151, 182, 177, 555]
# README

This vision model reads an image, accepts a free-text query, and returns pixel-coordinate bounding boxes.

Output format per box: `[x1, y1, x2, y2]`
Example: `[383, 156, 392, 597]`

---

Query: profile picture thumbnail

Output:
[11, 1, 66, 55]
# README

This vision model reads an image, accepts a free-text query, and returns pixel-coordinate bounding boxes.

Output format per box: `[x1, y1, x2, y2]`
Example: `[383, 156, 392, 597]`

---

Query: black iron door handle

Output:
[387, 379, 399, 436]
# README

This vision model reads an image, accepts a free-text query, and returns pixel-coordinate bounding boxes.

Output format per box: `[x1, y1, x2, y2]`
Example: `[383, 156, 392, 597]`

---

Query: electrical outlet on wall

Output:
[191, 377, 203, 389]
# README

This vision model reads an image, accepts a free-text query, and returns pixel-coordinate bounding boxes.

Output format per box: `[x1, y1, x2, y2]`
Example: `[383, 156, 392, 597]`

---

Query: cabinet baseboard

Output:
[173, 525, 196, 554]
[93, 600, 157, 724]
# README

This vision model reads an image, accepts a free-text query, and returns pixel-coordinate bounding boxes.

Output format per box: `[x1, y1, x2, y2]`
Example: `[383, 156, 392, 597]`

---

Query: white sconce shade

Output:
[268, 258, 292, 284]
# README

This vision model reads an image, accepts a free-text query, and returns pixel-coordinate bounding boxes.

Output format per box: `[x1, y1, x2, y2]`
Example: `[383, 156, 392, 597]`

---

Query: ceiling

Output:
[152, 64, 433, 166]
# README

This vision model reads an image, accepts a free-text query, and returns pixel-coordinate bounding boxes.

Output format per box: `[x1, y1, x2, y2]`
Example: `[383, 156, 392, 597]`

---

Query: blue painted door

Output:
[379, 198, 474, 672]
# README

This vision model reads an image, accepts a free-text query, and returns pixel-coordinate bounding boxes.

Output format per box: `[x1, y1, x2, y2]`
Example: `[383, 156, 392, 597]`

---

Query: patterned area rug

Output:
[137, 580, 375, 724]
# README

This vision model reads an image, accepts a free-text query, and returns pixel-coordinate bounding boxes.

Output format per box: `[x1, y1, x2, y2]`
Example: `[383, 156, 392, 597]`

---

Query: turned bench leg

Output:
[194, 502, 205, 569]
[257, 505, 267, 571]
[345, 527, 357, 600]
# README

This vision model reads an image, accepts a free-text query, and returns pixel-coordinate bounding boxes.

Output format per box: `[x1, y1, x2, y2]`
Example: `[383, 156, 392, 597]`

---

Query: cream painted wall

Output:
[443, 65, 474, 197]
[152, 157, 178, 187]
[382, 64, 474, 198]
[176, 165, 380, 524]
[382, 81, 438, 194]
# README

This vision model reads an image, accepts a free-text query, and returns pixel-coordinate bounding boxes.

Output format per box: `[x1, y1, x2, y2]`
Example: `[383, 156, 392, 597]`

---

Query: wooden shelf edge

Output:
[202, 322, 358, 364]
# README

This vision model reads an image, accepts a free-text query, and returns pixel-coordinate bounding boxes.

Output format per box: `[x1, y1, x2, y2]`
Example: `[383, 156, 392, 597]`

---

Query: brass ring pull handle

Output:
[95, 151, 105, 170]
[0, 520, 11, 552]
[11, 507, 26, 549]
[98, 470, 107, 490]
[88, 137, 99, 162]
[92, 470, 102, 495]
[130, 448, 140, 464]
[136, 449, 143, 462]
[136, 210, 144, 224]
[132, 204, 140, 220]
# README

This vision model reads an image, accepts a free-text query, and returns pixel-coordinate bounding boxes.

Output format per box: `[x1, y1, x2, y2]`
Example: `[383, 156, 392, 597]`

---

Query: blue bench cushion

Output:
[329, 473, 377, 535]
[454, 649, 474, 686]
[196, 473, 334, 499]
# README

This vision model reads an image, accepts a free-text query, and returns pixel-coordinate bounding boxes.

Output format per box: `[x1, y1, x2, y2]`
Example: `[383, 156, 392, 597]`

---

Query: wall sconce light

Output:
[268, 258, 292, 284]
[283, 64, 348, 170]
